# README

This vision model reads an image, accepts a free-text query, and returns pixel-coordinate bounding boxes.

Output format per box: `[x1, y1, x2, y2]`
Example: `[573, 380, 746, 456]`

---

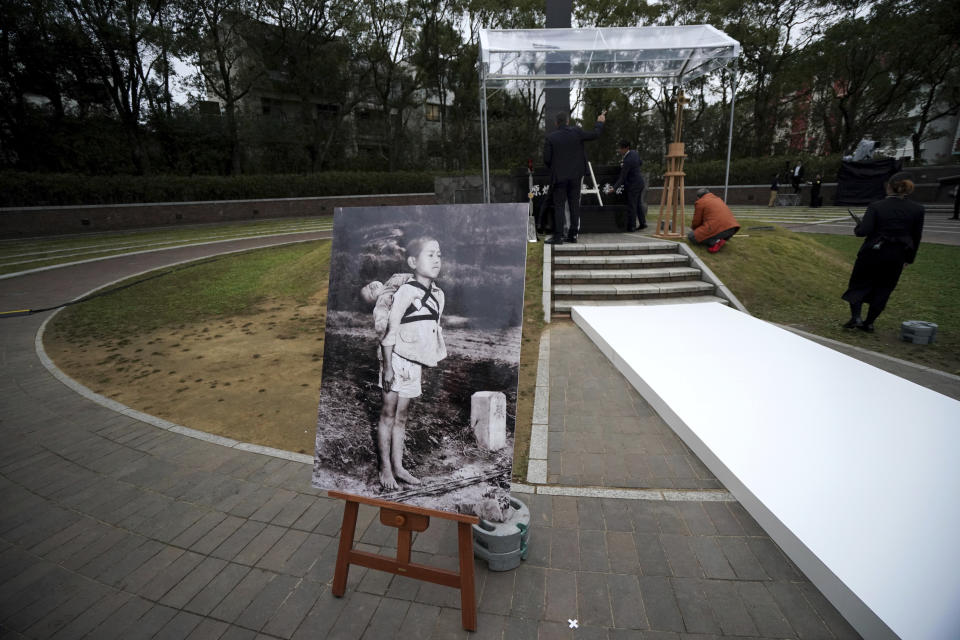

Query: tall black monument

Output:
[544, 0, 571, 121]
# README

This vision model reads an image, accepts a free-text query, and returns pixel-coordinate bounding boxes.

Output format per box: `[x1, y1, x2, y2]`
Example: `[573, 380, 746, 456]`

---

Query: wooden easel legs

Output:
[330, 497, 478, 631]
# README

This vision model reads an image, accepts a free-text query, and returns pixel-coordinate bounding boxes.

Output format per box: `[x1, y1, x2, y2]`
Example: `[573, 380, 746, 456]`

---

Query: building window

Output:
[425, 103, 441, 122]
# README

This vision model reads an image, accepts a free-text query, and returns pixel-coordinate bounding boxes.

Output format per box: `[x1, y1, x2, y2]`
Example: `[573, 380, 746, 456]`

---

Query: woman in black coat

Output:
[841, 173, 925, 332]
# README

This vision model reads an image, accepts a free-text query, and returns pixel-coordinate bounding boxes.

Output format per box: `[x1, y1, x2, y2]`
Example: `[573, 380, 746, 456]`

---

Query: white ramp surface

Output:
[573, 303, 960, 640]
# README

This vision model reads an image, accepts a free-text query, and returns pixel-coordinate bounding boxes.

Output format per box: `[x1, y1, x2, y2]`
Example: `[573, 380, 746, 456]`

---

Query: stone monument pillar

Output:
[544, 0, 571, 120]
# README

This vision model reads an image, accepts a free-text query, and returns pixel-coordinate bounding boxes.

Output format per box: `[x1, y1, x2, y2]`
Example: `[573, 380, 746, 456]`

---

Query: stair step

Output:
[550, 241, 678, 255]
[553, 281, 714, 299]
[552, 295, 730, 313]
[554, 267, 702, 283]
[554, 253, 689, 268]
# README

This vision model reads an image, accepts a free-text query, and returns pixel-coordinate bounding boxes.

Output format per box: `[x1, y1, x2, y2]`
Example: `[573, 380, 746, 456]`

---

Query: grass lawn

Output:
[690, 227, 960, 376]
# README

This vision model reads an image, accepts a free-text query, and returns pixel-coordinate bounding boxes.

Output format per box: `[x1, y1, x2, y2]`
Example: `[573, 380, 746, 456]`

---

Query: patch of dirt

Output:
[44, 297, 327, 454]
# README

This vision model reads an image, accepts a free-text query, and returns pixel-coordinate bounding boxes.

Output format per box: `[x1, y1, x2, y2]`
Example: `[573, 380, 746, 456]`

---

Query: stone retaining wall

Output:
[0, 192, 437, 238]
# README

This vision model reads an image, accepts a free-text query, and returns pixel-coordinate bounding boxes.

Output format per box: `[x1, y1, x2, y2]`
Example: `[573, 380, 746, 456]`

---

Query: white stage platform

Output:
[573, 303, 960, 640]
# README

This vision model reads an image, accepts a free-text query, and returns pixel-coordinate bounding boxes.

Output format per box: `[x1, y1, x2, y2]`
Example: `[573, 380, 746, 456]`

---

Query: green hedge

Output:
[645, 154, 845, 187]
[0, 171, 437, 207]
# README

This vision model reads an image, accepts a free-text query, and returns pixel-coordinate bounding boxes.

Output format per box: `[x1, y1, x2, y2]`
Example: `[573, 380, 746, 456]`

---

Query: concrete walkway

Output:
[1, 229, 929, 639]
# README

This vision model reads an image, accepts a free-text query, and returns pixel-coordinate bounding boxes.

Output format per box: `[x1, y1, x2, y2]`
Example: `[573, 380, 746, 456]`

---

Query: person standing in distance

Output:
[543, 110, 605, 244]
[606, 139, 646, 231]
[841, 172, 924, 332]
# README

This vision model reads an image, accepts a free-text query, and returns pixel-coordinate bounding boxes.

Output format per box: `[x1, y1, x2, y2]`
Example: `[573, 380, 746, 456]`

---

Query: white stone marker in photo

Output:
[472, 391, 507, 450]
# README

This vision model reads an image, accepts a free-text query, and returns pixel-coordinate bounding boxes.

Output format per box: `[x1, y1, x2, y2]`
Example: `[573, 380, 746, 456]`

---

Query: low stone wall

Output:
[0, 192, 437, 238]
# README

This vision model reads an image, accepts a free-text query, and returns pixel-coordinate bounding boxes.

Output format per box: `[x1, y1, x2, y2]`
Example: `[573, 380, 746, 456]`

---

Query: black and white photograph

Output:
[312, 204, 528, 518]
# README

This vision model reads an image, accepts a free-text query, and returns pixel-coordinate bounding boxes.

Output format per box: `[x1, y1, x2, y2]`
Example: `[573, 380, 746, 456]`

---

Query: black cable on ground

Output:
[0, 256, 222, 319]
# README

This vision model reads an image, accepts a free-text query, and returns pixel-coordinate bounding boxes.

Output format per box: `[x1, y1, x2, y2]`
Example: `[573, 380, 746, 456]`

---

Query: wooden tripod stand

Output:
[655, 90, 690, 239]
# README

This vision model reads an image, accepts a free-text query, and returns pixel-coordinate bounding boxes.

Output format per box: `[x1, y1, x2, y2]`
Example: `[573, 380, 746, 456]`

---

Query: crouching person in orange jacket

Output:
[688, 188, 740, 254]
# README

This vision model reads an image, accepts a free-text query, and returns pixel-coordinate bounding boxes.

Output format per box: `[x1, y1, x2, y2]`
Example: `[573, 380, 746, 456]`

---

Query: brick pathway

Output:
[0, 232, 879, 639]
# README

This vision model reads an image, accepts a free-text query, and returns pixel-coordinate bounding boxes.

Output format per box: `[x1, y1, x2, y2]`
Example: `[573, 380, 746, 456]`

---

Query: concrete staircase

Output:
[548, 239, 731, 316]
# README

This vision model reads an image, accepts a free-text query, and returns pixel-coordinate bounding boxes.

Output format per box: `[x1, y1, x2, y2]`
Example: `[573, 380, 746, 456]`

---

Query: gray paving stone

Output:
[184, 618, 230, 640]
[478, 565, 515, 614]
[700, 503, 744, 536]
[552, 496, 579, 529]
[636, 576, 683, 633]
[280, 532, 334, 578]
[726, 502, 766, 536]
[398, 601, 442, 638]
[577, 571, 612, 627]
[699, 579, 757, 636]
[544, 568, 577, 623]
[765, 581, 834, 639]
[797, 581, 860, 640]
[184, 563, 250, 616]
[210, 567, 276, 622]
[538, 619, 574, 639]
[633, 533, 671, 577]
[383, 574, 420, 602]
[688, 538, 735, 580]
[216, 625, 257, 640]
[735, 581, 795, 638]
[47, 590, 133, 640]
[210, 520, 268, 561]
[153, 610, 204, 639]
[117, 605, 178, 640]
[119, 545, 184, 593]
[550, 528, 580, 570]
[427, 606, 470, 640]
[85, 595, 153, 640]
[715, 537, 769, 581]
[580, 530, 610, 572]
[659, 535, 702, 578]
[512, 564, 546, 619]
[234, 572, 299, 631]
[650, 504, 688, 535]
[232, 523, 287, 566]
[289, 586, 349, 639]
[745, 537, 802, 582]
[272, 493, 316, 528]
[325, 591, 380, 640]
[5, 569, 87, 632]
[261, 579, 326, 639]
[360, 596, 410, 639]
[670, 578, 721, 635]
[159, 556, 229, 609]
[525, 527, 550, 567]
[139, 549, 205, 601]
[356, 563, 394, 596]
[250, 488, 298, 523]
[605, 531, 639, 574]
[628, 503, 661, 534]
[502, 615, 538, 639]
[600, 499, 634, 532]
[607, 573, 648, 630]
[170, 510, 228, 548]
[95, 538, 166, 588]
[671, 503, 716, 536]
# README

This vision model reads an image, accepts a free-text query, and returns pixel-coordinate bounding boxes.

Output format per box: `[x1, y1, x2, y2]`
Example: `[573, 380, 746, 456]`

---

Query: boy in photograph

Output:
[376, 236, 447, 490]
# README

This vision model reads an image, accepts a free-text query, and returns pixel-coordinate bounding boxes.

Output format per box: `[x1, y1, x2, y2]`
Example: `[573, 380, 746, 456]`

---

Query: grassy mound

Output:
[692, 228, 960, 375]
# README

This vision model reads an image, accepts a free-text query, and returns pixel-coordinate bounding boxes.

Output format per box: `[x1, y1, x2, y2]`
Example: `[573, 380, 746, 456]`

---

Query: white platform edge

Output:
[571, 304, 960, 640]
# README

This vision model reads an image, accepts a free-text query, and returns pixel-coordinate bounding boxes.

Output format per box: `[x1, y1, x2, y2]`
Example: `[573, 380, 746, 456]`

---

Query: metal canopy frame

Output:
[478, 25, 741, 203]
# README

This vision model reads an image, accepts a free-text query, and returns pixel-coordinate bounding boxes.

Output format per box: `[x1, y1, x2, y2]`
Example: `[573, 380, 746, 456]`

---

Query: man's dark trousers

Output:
[626, 185, 645, 229]
[552, 179, 581, 241]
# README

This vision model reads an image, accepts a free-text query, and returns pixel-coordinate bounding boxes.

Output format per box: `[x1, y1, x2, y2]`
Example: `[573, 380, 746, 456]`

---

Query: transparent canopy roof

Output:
[479, 25, 740, 88]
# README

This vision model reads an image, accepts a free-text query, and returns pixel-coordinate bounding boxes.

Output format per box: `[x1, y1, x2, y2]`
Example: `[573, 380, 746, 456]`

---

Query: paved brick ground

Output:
[546, 323, 721, 491]
[0, 231, 901, 639]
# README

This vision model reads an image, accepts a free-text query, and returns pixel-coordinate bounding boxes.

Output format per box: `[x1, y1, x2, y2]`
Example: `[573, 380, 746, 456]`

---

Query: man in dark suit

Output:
[543, 110, 605, 244]
[607, 139, 646, 231]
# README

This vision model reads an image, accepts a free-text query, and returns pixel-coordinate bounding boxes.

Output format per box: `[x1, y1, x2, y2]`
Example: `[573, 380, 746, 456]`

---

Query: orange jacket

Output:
[691, 193, 740, 243]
